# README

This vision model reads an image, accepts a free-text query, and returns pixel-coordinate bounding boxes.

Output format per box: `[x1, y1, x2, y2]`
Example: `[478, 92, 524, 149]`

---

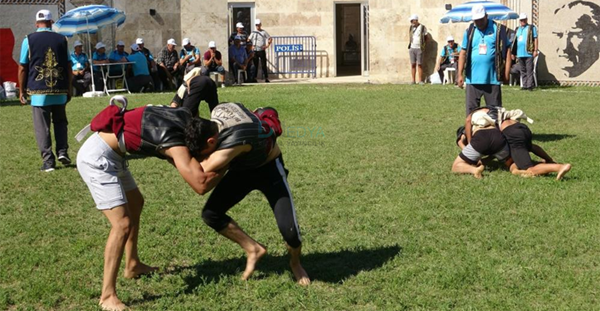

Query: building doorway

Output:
[335, 3, 361, 76]
[228, 3, 255, 39]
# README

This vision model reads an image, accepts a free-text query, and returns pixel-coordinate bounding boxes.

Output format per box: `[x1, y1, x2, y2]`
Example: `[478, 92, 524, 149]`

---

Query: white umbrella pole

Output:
[87, 15, 96, 93]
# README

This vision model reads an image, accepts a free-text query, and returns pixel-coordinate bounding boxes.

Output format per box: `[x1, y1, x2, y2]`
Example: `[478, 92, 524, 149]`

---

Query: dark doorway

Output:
[336, 3, 361, 76]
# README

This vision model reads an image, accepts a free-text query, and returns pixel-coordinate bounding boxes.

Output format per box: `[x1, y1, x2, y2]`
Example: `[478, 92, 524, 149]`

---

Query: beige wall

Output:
[180, 0, 228, 68]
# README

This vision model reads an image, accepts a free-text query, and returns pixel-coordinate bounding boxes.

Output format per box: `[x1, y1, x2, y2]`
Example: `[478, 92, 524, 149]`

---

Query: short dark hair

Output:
[185, 117, 219, 158]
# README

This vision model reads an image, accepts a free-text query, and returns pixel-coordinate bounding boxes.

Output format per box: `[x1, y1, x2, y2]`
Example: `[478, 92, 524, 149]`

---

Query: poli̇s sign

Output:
[275, 44, 303, 52]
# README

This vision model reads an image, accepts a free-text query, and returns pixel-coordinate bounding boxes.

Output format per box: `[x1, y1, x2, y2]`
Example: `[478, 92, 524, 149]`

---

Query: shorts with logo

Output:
[77, 132, 137, 210]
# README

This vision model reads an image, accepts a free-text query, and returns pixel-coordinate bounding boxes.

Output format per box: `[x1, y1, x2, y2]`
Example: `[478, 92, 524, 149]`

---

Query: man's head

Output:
[236, 22, 245, 33]
[446, 36, 455, 46]
[74, 40, 83, 54]
[553, 1, 600, 77]
[255, 18, 262, 30]
[183, 38, 192, 50]
[130, 43, 140, 53]
[116, 40, 125, 53]
[519, 13, 528, 26]
[136, 38, 144, 50]
[167, 38, 177, 51]
[35, 9, 53, 28]
[472, 4, 488, 30]
[246, 42, 253, 51]
[95, 42, 106, 54]
[208, 41, 217, 51]
[409, 14, 419, 26]
[185, 118, 220, 158]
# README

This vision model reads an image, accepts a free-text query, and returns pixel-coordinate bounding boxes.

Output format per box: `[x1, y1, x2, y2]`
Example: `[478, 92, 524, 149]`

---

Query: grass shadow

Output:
[534, 133, 576, 142]
[170, 245, 402, 293]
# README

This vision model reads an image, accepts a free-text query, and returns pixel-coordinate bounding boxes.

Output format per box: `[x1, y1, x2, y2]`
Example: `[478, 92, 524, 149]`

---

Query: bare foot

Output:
[124, 262, 158, 279]
[556, 164, 571, 180]
[473, 165, 484, 179]
[241, 243, 267, 280]
[99, 296, 129, 311]
[290, 261, 311, 286]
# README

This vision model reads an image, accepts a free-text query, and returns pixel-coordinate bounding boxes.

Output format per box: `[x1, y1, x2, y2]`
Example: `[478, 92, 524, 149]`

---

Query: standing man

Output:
[436, 36, 460, 83]
[18, 9, 72, 172]
[125, 44, 152, 93]
[457, 4, 511, 116]
[408, 14, 429, 85]
[248, 18, 272, 83]
[157, 38, 181, 90]
[228, 22, 248, 47]
[512, 13, 538, 91]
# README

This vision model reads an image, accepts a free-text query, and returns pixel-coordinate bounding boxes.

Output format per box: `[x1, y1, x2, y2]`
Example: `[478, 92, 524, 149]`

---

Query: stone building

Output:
[1, 0, 599, 85]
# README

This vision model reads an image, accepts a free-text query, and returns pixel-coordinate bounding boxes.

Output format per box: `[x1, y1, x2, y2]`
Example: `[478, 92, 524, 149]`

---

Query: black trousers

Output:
[202, 155, 302, 248]
[465, 84, 502, 116]
[32, 104, 68, 166]
[171, 75, 218, 116]
[253, 50, 268, 80]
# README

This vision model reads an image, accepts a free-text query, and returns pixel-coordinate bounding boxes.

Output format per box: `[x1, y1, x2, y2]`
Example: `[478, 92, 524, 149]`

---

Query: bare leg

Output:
[527, 163, 571, 180]
[218, 220, 267, 280]
[417, 64, 423, 83]
[452, 156, 484, 179]
[100, 206, 131, 311]
[411, 63, 417, 83]
[122, 188, 157, 279]
[286, 244, 310, 286]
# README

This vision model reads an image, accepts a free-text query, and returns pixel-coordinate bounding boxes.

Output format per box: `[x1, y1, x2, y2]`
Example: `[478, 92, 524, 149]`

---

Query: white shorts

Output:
[77, 132, 137, 210]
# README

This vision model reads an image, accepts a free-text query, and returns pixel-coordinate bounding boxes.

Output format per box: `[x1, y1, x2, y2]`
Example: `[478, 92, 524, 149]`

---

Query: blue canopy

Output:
[440, 0, 519, 23]
[53, 5, 126, 37]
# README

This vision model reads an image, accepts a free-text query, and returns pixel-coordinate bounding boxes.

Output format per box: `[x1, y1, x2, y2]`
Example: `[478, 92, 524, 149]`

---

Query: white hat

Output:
[471, 4, 486, 20]
[116, 40, 125, 46]
[409, 14, 419, 21]
[255, 18, 261, 25]
[130, 43, 140, 51]
[519, 13, 528, 20]
[208, 41, 216, 48]
[167, 38, 177, 46]
[236, 22, 244, 28]
[136, 38, 144, 44]
[73, 40, 83, 47]
[446, 36, 454, 42]
[36, 10, 52, 21]
[182, 38, 191, 45]
[95, 42, 106, 49]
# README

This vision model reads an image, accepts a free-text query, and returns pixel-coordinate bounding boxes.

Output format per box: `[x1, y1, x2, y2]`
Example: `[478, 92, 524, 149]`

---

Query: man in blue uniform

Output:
[512, 13, 538, 90]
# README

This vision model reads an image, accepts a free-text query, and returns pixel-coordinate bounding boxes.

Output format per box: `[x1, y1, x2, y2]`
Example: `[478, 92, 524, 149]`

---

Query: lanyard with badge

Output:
[477, 27, 487, 55]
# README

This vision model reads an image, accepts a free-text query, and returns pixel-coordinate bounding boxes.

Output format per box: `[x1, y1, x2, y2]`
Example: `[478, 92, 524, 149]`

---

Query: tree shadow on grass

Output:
[533, 133, 576, 142]
[169, 245, 402, 293]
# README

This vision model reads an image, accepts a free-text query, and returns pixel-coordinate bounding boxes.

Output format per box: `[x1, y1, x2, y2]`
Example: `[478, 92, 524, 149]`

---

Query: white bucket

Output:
[3, 81, 17, 99]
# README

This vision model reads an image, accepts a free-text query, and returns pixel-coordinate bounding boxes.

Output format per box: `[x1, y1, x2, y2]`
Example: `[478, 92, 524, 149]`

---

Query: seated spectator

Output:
[228, 22, 248, 47]
[245, 42, 257, 83]
[70, 40, 91, 96]
[126, 43, 152, 92]
[136, 37, 159, 90]
[157, 38, 181, 90]
[179, 38, 202, 74]
[108, 40, 129, 75]
[436, 36, 460, 83]
[201, 41, 225, 78]
[91, 41, 108, 91]
[228, 36, 248, 84]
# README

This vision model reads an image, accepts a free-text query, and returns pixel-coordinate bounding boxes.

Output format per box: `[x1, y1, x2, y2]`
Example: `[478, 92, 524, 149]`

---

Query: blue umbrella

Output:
[440, 0, 519, 23]
[53, 5, 126, 96]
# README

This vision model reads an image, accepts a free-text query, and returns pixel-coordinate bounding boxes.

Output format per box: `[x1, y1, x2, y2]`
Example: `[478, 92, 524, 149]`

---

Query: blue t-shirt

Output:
[126, 51, 150, 76]
[462, 21, 507, 85]
[70, 51, 89, 71]
[516, 25, 537, 58]
[108, 50, 129, 62]
[229, 45, 247, 65]
[19, 28, 67, 106]
[440, 44, 461, 62]
[92, 51, 107, 72]
[180, 47, 200, 63]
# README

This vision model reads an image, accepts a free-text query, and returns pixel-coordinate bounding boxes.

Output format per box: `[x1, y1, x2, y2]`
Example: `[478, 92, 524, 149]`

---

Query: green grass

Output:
[1, 84, 599, 310]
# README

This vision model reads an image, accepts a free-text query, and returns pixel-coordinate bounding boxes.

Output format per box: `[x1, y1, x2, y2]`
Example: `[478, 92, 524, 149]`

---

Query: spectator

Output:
[157, 38, 181, 90]
[228, 22, 248, 47]
[436, 36, 460, 83]
[70, 40, 91, 96]
[229, 36, 248, 84]
[248, 18, 272, 82]
[201, 41, 226, 78]
[136, 37, 159, 90]
[126, 43, 152, 92]
[108, 40, 128, 75]
[179, 38, 202, 74]
[245, 42, 257, 83]
[17, 9, 72, 172]
[512, 13, 538, 90]
[457, 4, 511, 116]
[91, 41, 108, 91]
[408, 14, 429, 85]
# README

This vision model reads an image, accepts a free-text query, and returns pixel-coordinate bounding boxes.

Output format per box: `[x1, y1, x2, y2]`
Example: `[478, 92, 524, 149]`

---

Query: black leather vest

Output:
[134, 106, 192, 159]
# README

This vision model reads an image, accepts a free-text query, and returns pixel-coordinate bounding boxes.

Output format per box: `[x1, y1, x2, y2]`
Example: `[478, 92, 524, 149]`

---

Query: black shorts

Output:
[502, 123, 534, 169]
[459, 128, 509, 165]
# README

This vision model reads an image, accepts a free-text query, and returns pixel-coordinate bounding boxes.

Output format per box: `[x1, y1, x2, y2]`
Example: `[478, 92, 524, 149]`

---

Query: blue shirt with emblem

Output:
[70, 51, 89, 71]
[19, 28, 68, 106]
[462, 21, 508, 85]
[126, 51, 150, 76]
[516, 25, 537, 58]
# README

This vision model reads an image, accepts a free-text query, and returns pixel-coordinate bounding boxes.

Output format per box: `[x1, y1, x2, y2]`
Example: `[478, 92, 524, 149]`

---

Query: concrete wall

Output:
[180, 0, 228, 69]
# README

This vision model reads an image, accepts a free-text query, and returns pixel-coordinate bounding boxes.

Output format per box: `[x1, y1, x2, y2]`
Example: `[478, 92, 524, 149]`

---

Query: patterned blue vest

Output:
[26, 31, 70, 95]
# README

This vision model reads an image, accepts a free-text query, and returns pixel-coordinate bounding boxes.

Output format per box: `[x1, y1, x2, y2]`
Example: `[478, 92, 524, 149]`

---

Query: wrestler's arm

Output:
[465, 113, 473, 143]
[531, 144, 555, 163]
[200, 144, 251, 173]
[164, 146, 221, 195]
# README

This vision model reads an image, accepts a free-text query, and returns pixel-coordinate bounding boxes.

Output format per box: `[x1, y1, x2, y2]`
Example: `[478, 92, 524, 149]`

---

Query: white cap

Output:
[36, 10, 52, 21]
[471, 4, 486, 20]
[409, 14, 418, 21]
[208, 41, 216, 48]
[116, 40, 125, 46]
[136, 38, 144, 44]
[130, 43, 140, 51]
[236, 22, 244, 28]
[519, 13, 528, 20]
[95, 42, 106, 49]
[73, 40, 83, 47]
[255, 18, 261, 25]
[446, 36, 454, 42]
[167, 38, 177, 46]
[182, 38, 191, 45]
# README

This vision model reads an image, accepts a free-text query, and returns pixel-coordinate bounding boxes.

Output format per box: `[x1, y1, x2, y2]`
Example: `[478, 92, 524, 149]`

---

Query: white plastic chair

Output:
[237, 70, 247, 85]
[443, 68, 456, 85]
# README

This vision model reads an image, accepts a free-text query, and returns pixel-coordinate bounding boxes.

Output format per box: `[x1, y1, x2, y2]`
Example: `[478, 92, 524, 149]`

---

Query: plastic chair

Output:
[443, 68, 456, 85]
[517, 52, 539, 87]
[237, 70, 247, 85]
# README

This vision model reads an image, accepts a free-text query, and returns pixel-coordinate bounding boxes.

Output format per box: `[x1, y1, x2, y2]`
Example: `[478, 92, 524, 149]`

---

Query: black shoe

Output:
[520, 87, 526, 90]
[265, 79, 270, 83]
[58, 154, 71, 165]
[40, 162, 55, 172]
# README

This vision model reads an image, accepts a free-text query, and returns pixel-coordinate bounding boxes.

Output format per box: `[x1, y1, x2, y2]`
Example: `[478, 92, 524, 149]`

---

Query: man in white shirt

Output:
[248, 18, 272, 83]
[408, 14, 429, 85]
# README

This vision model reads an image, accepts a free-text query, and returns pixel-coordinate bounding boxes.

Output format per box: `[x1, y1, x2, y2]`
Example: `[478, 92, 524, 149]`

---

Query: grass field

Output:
[1, 84, 599, 310]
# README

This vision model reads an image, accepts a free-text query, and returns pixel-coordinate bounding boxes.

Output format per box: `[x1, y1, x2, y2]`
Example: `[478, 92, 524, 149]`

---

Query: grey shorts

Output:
[409, 48, 423, 65]
[460, 143, 510, 165]
[77, 133, 137, 210]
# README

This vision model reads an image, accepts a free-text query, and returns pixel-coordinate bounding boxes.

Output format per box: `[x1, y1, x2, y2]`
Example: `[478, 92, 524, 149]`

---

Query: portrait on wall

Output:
[539, 0, 600, 82]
